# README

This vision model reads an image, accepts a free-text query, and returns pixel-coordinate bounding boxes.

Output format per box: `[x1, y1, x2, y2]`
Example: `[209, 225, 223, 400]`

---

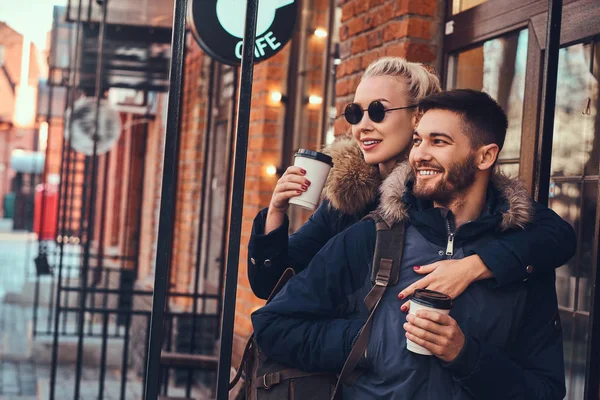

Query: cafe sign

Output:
[189, 0, 298, 65]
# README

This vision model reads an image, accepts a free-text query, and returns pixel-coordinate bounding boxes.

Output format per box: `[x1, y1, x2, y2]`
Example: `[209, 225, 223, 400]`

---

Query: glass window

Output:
[448, 30, 528, 175]
[551, 43, 599, 177]
[452, 0, 487, 15]
[549, 39, 599, 400]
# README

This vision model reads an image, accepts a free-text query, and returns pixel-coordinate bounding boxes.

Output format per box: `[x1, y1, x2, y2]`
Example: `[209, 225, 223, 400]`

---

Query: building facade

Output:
[36, 0, 600, 397]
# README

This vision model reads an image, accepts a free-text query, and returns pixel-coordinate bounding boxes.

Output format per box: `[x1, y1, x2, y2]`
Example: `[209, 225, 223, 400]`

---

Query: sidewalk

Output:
[0, 220, 214, 399]
[0, 220, 38, 399]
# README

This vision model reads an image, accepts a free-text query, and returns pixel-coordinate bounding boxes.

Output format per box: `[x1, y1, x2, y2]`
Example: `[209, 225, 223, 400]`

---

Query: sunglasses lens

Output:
[368, 101, 386, 123]
[344, 103, 363, 125]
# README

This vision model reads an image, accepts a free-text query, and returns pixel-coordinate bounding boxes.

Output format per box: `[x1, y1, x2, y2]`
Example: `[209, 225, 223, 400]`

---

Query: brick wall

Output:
[334, 0, 441, 133]
[169, 42, 210, 306]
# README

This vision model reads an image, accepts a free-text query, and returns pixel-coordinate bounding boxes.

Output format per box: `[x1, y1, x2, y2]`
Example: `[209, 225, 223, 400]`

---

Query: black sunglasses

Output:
[343, 101, 416, 125]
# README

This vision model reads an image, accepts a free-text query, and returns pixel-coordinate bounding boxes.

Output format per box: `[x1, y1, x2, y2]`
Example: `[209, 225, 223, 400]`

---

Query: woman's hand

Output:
[397, 255, 493, 312]
[265, 166, 311, 234]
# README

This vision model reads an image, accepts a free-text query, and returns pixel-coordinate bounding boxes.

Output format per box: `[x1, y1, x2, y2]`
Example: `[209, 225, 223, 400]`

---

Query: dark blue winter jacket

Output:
[252, 164, 567, 400]
[248, 138, 576, 299]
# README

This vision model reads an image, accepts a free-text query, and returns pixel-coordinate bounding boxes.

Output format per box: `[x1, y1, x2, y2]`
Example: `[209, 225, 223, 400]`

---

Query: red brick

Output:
[347, 15, 367, 36]
[361, 50, 380, 69]
[394, 0, 437, 17]
[383, 19, 409, 41]
[341, 1, 355, 22]
[384, 41, 408, 57]
[347, 55, 362, 74]
[364, 10, 384, 30]
[354, 0, 369, 15]
[336, 79, 351, 97]
[405, 42, 437, 63]
[407, 18, 433, 40]
[365, 29, 383, 50]
[379, 3, 395, 23]
[368, 0, 385, 7]
[339, 25, 350, 41]
[350, 35, 369, 54]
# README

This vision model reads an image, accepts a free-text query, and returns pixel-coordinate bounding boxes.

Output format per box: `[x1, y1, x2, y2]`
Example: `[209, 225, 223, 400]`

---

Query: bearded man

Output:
[252, 89, 567, 400]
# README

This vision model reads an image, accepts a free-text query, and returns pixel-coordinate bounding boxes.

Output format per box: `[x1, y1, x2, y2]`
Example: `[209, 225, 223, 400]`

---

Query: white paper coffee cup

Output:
[407, 289, 453, 356]
[289, 149, 333, 210]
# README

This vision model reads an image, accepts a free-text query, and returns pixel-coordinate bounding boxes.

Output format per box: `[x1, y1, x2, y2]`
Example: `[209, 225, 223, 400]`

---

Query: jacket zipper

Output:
[445, 218, 454, 258]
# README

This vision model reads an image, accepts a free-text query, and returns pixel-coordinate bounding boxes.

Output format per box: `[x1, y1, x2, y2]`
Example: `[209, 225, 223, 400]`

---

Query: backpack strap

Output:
[229, 267, 296, 390]
[332, 217, 405, 398]
[255, 369, 332, 389]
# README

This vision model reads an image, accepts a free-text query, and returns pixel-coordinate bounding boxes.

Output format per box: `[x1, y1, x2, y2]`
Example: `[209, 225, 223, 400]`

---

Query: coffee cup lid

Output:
[295, 149, 333, 167]
[411, 289, 452, 310]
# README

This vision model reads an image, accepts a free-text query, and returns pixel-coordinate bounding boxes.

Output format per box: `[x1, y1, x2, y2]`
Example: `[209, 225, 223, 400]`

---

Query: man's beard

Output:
[412, 152, 478, 205]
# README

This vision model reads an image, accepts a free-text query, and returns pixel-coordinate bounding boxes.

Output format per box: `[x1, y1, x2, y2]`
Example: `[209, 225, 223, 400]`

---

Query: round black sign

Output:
[188, 0, 298, 66]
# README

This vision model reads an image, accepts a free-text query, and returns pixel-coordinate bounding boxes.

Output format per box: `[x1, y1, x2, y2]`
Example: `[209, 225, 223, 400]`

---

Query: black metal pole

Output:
[534, 0, 562, 205]
[318, 0, 335, 147]
[215, 66, 238, 340]
[49, 0, 83, 395]
[215, 0, 259, 397]
[143, 0, 188, 398]
[73, 0, 109, 396]
[584, 40, 600, 400]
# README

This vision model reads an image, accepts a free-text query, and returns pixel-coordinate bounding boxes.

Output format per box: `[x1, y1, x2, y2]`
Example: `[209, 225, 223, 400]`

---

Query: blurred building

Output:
[0, 21, 44, 225]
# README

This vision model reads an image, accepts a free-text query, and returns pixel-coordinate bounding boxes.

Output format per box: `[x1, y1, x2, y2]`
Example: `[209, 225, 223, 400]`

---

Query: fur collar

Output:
[321, 136, 381, 215]
[377, 163, 533, 231]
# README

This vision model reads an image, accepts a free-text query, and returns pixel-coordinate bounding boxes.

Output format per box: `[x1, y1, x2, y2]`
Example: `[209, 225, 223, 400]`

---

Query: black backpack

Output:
[231, 215, 406, 399]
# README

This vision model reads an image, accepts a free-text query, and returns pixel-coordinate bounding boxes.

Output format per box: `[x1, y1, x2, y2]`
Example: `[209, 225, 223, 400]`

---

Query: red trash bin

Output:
[34, 183, 59, 241]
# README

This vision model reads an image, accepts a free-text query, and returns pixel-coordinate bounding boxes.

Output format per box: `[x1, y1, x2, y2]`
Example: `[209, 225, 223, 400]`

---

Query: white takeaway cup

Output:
[407, 289, 453, 356]
[288, 149, 333, 210]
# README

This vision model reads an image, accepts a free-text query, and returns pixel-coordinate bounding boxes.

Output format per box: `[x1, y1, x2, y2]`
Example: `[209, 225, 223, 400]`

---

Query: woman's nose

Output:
[356, 112, 374, 132]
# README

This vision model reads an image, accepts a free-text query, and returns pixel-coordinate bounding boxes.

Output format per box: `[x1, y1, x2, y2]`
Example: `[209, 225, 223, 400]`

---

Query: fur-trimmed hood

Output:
[377, 163, 533, 231]
[321, 136, 533, 230]
[321, 136, 381, 215]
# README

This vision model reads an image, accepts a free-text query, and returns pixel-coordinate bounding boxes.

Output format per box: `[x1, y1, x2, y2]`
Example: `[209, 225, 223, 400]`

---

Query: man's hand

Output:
[398, 255, 493, 312]
[404, 310, 465, 362]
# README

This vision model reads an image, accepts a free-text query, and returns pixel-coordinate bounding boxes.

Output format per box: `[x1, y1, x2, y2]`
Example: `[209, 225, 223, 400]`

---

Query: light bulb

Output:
[314, 28, 328, 38]
[270, 91, 283, 103]
[308, 95, 323, 105]
[265, 165, 278, 177]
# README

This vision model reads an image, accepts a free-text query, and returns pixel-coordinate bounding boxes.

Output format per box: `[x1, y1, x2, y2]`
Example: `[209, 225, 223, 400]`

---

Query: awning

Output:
[10, 150, 45, 174]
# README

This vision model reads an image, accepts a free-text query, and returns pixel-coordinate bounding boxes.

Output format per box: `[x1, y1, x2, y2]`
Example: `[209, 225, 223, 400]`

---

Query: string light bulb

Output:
[270, 91, 283, 103]
[314, 28, 328, 38]
[265, 165, 278, 177]
[308, 95, 323, 105]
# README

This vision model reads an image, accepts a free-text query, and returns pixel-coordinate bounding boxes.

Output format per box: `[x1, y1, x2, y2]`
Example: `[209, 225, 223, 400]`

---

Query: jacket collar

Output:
[376, 162, 533, 231]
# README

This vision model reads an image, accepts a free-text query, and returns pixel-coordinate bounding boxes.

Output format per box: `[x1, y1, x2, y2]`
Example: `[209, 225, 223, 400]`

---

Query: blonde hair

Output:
[361, 57, 441, 105]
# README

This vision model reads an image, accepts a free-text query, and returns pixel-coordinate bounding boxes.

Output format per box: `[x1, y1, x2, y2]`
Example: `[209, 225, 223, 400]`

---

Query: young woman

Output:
[247, 57, 576, 301]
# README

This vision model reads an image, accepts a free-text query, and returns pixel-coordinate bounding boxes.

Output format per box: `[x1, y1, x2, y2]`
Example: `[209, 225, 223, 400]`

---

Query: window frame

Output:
[443, 1, 600, 398]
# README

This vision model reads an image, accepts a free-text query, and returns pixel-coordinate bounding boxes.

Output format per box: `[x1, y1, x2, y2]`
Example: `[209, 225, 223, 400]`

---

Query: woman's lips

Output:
[361, 140, 382, 151]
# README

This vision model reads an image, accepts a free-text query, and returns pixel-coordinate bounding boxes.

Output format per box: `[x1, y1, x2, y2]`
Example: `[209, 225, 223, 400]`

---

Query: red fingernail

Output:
[301, 169, 306, 174]
[297, 190, 302, 194]
[301, 185, 307, 190]
[401, 306, 407, 312]
[305, 180, 311, 186]
[398, 294, 404, 300]
[413, 266, 420, 270]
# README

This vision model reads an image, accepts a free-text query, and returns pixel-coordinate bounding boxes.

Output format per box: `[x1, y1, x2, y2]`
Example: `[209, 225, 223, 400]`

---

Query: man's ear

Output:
[477, 144, 500, 171]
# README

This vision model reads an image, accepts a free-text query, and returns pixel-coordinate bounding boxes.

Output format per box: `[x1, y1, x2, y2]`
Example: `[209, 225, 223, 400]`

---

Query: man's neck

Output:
[434, 176, 488, 228]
